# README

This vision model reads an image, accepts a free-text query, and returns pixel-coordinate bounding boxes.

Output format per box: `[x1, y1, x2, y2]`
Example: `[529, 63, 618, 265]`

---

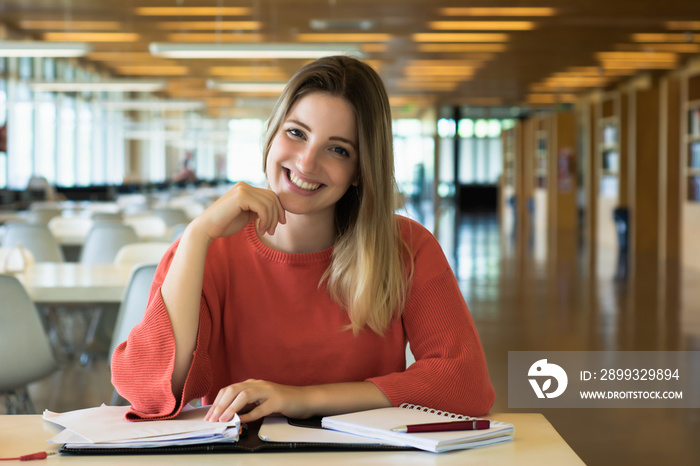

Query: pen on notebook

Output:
[391, 420, 491, 433]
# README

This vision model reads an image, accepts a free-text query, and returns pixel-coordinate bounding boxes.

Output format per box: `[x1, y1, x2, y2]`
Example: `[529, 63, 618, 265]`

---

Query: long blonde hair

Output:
[262, 56, 411, 335]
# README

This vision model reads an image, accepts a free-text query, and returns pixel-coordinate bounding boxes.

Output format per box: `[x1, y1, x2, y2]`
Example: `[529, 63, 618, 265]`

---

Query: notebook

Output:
[321, 403, 514, 453]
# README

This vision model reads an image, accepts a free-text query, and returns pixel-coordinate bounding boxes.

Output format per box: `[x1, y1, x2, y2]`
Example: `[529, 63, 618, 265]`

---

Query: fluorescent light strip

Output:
[156, 21, 262, 30]
[29, 80, 167, 92]
[0, 41, 91, 57]
[135, 7, 251, 16]
[412, 33, 509, 42]
[428, 21, 535, 31]
[43, 32, 140, 42]
[439, 7, 557, 17]
[150, 42, 363, 59]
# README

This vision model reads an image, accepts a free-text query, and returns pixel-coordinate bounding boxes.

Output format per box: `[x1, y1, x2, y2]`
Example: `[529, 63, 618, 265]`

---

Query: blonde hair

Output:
[262, 56, 411, 335]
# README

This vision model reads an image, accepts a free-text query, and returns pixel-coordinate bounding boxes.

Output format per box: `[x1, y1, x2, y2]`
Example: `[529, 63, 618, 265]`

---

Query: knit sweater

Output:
[111, 215, 495, 420]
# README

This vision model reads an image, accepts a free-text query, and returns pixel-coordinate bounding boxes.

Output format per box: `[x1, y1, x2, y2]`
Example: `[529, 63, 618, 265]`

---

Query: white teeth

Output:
[289, 171, 321, 191]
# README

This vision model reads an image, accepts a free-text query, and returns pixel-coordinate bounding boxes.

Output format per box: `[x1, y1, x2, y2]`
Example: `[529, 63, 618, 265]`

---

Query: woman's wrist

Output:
[301, 381, 391, 418]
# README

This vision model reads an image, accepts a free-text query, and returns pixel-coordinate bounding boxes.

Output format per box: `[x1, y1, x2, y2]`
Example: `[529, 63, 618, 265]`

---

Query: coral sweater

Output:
[111, 216, 495, 420]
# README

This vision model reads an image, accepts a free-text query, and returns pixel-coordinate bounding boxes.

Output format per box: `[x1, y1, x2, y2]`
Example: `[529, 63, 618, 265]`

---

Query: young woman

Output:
[111, 55, 495, 423]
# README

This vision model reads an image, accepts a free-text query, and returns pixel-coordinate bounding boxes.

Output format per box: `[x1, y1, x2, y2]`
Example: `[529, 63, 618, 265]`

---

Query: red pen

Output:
[391, 420, 491, 433]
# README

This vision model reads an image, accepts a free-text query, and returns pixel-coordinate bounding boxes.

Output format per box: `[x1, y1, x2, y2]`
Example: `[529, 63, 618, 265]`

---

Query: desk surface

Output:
[0, 413, 584, 465]
[16, 263, 134, 304]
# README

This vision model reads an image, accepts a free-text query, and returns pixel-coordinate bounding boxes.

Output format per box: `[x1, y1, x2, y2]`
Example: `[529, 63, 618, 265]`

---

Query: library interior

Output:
[0, 1, 699, 465]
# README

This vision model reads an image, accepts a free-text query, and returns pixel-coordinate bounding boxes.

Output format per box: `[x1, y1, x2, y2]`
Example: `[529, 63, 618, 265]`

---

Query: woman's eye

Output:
[287, 128, 304, 138]
[332, 146, 349, 157]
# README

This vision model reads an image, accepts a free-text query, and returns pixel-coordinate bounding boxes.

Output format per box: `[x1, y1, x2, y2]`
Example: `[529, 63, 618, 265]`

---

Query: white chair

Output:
[113, 242, 171, 267]
[1, 222, 65, 262]
[152, 207, 190, 228]
[48, 216, 94, 243]
[0, 274, 58, 414]
[0, 246, 35, 273]
[123, 215, 168, 241]
[109, 263, 157, 405]
[90, 212, 123, 223]
[25, 209, 62, 225]
[80, 224, 139, 265]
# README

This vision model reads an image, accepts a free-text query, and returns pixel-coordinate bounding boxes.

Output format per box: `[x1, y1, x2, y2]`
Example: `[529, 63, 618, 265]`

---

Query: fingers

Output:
[204, 379, 304, 424]
[252, 191, 285, 236]
[199, 182, 286, 239]
[204, 380, 272, 423]
[234, 184, 285, 236]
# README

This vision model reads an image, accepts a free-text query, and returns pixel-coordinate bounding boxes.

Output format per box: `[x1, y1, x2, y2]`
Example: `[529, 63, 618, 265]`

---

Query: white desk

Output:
[0, 413, 584, 465]
[16, 263, 134, 304]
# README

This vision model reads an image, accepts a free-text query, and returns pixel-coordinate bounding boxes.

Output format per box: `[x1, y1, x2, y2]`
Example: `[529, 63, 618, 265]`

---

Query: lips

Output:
[287, 169, 322, 191]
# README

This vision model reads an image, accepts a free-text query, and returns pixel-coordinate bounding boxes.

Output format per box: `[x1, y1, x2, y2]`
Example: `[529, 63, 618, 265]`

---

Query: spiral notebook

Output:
[321, 404, 514, 453]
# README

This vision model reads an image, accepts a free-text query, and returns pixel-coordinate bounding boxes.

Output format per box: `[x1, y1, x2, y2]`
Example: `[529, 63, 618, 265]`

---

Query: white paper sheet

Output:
[43, 404, 240, 445]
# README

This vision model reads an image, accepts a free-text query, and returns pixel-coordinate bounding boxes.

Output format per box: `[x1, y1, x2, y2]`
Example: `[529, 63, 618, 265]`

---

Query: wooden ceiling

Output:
[2, 0, 700, 118]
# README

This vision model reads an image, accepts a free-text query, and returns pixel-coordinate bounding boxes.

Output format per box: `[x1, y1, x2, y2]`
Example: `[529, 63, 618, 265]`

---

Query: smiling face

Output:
[265, 92, 359, 221]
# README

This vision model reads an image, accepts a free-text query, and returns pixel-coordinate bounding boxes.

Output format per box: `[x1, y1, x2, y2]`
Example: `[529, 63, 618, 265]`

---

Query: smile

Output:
[287, 170, 322, 191]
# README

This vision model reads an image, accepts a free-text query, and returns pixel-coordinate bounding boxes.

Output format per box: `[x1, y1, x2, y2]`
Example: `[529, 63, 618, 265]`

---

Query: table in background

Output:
[0, 413, 584, 465]
[14, 263, 135, 361]
[16, 263, 134, 304]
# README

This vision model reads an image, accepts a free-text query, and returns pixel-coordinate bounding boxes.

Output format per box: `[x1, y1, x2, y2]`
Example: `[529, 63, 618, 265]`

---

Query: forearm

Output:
[301, 381, 392, 417]
[160, 221, 212, 398]
[208, 379, 392, 423]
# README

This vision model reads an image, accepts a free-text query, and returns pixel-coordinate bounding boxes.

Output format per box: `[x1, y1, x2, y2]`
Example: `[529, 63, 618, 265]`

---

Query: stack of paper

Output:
[43, 405, 240, 450]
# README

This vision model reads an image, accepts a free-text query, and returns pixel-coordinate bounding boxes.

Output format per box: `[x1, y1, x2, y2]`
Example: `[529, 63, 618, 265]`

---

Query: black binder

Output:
[59, 417, 413, 455]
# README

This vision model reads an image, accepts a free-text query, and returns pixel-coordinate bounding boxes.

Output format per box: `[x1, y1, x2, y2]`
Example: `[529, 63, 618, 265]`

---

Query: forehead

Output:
[285, 92, 357, 138]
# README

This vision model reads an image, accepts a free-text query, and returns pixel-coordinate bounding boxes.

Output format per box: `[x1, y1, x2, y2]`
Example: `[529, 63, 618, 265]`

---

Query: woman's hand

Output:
[204, 379, 392, 424]
[192, 182, 286, 242]
[204, 379, 311, 423]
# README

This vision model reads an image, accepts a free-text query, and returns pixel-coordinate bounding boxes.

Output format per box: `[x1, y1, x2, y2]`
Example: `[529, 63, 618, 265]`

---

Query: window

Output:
[7, 80, 33, 190]
[34, 93, 57, 184]
[394, 119, 432, 198]
[56, 95, 76, 187]
[227, 118, 265, 186]
[75, 99, 93, 186]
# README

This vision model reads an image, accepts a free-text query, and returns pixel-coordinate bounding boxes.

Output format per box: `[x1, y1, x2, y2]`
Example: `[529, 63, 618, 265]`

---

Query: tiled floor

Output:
[4, 203, 700, 465]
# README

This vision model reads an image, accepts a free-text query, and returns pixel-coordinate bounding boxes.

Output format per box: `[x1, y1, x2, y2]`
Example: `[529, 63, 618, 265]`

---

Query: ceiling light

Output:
[412, 33, 510, 42]
[207, 80, 287, 93]
[295, 33, 392, 42]
[156, 21, 261, 30]
[166, 33, 264, 42]
[29, 80, 167, 92]
[439, 8, 558, 17]
[135, 7, 252, 16]
[18, 21, 123, 30]
[42, 32, 140, 42]
[150, 42, 363, 59]
[0, 41, 91, 57]
[428, 21, 535, 31]
[417, 43, 507, 52]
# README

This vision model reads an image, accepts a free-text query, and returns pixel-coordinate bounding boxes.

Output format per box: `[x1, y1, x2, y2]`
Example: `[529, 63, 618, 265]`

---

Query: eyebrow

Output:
[287, 118, 358, 151]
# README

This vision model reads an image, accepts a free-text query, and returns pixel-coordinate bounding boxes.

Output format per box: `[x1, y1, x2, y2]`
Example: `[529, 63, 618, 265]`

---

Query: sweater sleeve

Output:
[367, 224, 495, 416]
[110, 243, 215, 421]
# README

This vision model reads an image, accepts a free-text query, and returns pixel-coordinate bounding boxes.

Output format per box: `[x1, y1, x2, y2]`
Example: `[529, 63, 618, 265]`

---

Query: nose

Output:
[295, 143, 320, 174]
